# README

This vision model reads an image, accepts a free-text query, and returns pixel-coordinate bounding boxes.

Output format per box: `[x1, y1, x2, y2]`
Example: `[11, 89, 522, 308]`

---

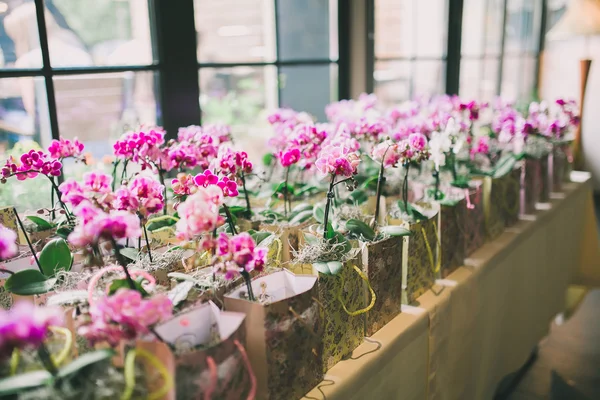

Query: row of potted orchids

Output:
[0, 93, 579, 399]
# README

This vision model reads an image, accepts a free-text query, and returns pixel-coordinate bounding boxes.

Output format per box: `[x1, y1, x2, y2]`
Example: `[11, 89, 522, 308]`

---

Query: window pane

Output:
[195, 0, 276, 63]
[375, 0, 414, 58]
[415, 0, 447, 57]
[413, 60, 445, 98]
[504, 0, 541, 55]
[48, 0, 153, 67]
[485, 0, 505, 56]
[459, 59, 482, 99]
[0, 0, 42, 69]
[520, 55, 537, 101]
[277, 0, 335, 61]
[500, 56, 520, 102]
[279, 64, 335, 121]
[461, 0, 486, 56]
[0, 77, 52, 213]
[481, 58, 500, 101]
[52, 71, 159, 161]
[374, 59, 411, 105]
[200, 66, 276, 125]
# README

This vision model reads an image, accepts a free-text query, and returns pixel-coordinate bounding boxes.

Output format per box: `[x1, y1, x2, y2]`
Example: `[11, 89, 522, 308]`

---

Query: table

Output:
[304, 172, 600, 400]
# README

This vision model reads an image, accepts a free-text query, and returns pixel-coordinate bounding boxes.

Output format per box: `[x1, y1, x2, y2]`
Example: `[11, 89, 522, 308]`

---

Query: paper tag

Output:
[435, 279, 458, 287]
[401, 305, 426, 315]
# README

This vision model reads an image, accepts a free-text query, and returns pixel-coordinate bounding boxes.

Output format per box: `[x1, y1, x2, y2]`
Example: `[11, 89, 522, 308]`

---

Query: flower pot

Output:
[483, 167, 521, 240]
[464, 181, 486, 256]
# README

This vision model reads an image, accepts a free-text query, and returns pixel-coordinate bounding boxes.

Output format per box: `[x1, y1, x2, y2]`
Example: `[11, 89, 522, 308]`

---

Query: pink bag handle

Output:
[204, 356, 218, 400]
[234, 340, 257, 400]
[464, 189, 475, 209]
[87, 265, 157, 305]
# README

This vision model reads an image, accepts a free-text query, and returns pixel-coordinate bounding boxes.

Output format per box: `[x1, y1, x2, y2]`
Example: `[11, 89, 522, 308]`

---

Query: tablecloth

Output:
[304, 172, 600, 400]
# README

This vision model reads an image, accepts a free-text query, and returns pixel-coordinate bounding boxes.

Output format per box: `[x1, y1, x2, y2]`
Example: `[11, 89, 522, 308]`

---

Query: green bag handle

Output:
[337, 265, 376, 317]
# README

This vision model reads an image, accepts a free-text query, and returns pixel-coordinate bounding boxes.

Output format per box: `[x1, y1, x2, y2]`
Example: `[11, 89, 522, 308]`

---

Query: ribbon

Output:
[337, 265, 376, 317]
[88, 266, 157, 305]
[204, 356, 218, 400]
[233, 340, 257, 400]
[49, 326, 73, 367]
[122, 348, 173, 400]
[9, 326, 73, 375]
[421, 221, 441, 274]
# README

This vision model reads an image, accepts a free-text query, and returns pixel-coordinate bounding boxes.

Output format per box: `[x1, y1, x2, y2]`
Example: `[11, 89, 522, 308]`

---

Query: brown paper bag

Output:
[439, 197, 466, 278]
[154, 302, 254, 400]
[224, 270, 323, 400]
[360, 236, 403, 336]
[521, 158, 541, 215]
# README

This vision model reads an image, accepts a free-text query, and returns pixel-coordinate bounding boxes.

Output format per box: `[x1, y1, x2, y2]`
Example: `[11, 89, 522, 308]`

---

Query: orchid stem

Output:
[402, 165, 410, 216]
[222, 204, 238, 235]
[37, 343, 58, 376]
[322, 175, 336, 239]
[142, 222, 153, 263]
[241, 173, 252, 219]
[283, 167, 290, 217]
[110, 238, 136, 290]
[13, 210, 43, 274]
[111, 160, 120, 192]
[433, 170, 441, 200]
[373, 164, 386, 229]
[241, 271, 255, 301]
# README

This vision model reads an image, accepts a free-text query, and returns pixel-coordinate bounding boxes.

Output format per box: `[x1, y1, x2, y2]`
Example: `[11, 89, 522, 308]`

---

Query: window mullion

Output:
[33, 0, 60, 143]
[496, 0, 509, 96]
[445, 0, 464, 95]
[152, 0, 200, 138]
[534, 0, 547, 98]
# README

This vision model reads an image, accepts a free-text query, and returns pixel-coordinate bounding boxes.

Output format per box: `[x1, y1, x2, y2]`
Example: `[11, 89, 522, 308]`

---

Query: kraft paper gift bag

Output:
[464, 181, 485, 256]
[439, 197, 466, 278]
[483, 167, 521, 240]
[224, 270, 324, 400]
[134, 341, 176, 400]
[317, 261, 374, 371]
[521, 158, 541, 215]
[539, 154, 551, 203]
[154, 302, 254, 400]
[360, 236, 402, 337]
[0, 206, 18, 233]
[261, 222, 310, 273]
[551, 144, 572, 191]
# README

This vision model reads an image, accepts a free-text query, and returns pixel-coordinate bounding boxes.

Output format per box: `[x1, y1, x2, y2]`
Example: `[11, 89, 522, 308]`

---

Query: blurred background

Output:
[0, 0, 595, 208]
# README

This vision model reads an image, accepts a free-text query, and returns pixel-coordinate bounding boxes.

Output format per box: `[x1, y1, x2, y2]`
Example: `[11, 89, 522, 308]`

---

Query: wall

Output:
[541, 36, 600, 191]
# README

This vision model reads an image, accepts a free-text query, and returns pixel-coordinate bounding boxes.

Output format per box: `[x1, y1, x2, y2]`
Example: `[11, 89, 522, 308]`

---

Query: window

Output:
[0, 0, 159, 212]
[500, 0, 543, 103]
[195, 0, 338, 125]
[373, 0, 448, 105]
[0, 0, 159, 160]
[460, 0, 505, 100]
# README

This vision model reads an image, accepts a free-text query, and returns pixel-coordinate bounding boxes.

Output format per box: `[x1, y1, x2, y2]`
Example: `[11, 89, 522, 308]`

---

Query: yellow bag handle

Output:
[422, 220, 441, 274]
[9, 325, 73, 375]
[337, 265, 376, 317]
[122, 348, 174, 400]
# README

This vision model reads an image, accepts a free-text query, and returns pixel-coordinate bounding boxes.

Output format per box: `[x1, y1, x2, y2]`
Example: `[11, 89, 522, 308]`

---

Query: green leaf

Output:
[259, 209, 285, 223]
[347, 189, 369, 205]
[39, 238, 73, 277]
[167, 272, 198, 283]
[262, 153, 274, 166]
[146, 215, 179, 232]
[251, 231, 273, 245]
[379, 225, 412, 237]
[26, 215, 55, 231]
[345, 219, 376, 241]
[108, 277, 148, 297]
[326, 222, 335, 240]
[450, 178, 470, 189]
[5, 270, 57, 295]
[492, 154, 517, 178]
[220, 205, 246, 217]
[58, 349, 114, 379]
[397, 201, 428, 221]
[313, 205, 325, 224]
[168, 281, 195, 307]
[290, 202, 313, 214]
[313, 262, 330, 275]
[56, 226, 73, 240]
[333, 232, 352, 254]
[120, 247, 139, 261]
[303, 233, 320, 246]
[272, 182, 295, 197]
[361, 176, 379, 191]
[295, 185, 321, 197]
[326, 261, 344, 275]
[288, 209, 314, 225]
[0, 370, 51, 396]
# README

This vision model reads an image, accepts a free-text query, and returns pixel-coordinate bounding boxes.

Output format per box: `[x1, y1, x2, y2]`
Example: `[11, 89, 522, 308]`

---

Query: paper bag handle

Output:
[421, 221, 441, 274]
[122, 348, 173, 400]
[204, 356, 218, 400]
[9, 325, 73, 375]
[233, 340, 257, 400]
[337, 265, 376, 317]
[464, 189, 475, 209]
[87, 266, 156, 305]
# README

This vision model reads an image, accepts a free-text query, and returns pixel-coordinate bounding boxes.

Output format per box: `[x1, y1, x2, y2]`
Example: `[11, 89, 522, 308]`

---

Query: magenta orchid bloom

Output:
[1, 150, 62, 181]
[315, 145, 361, 178]
[0, 302, 63, 359]
[211, 232, 267, 280]
[0, 224, 18, 261]
[78, 289, 172, 346]
[175, 186, 224, 241]
[48, 137, 84, 160]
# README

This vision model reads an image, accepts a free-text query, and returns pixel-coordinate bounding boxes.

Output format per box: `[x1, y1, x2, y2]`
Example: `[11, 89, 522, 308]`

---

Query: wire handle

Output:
[122, 348, 173, 400]
[337, 265, 376, 317]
